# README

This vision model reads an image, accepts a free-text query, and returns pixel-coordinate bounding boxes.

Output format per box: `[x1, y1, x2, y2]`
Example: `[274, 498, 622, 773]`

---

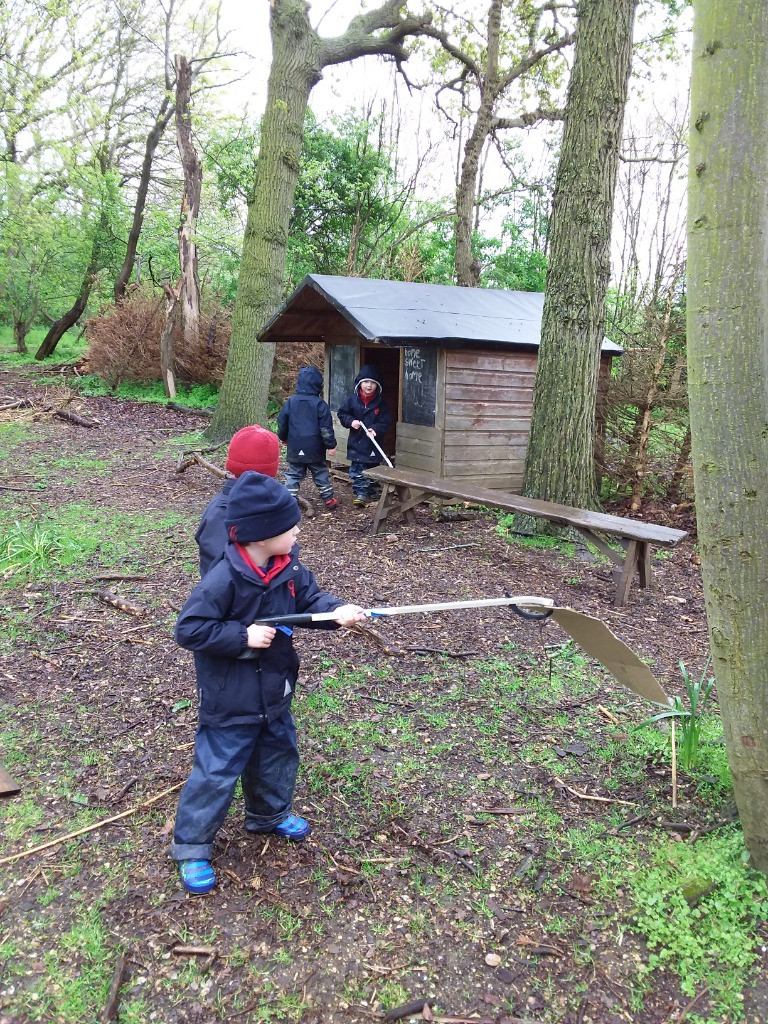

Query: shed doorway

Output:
[361, 346, 399, 460]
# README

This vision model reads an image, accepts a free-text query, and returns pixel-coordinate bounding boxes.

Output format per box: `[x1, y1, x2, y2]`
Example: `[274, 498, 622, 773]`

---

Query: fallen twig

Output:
[97, 590, 148, 617]
[399, 645, 480, 659]
[92, 573, 149, 582]
[596, 704, 620, 723]
[553, 776, 636, 807]
[674, 985, 709, 1022]
[0, 782, 183, 865]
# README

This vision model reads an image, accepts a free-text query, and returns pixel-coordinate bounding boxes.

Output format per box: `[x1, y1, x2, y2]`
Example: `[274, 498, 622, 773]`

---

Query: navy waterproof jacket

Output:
[277, 366, 336, 464]
[337, 364, 392, 464]
[175, 543, 343, 727]
[194, 479, 235, 577]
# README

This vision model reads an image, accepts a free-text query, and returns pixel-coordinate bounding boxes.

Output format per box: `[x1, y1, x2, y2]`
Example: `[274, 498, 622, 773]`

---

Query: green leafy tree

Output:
[418, 0, 572, 286]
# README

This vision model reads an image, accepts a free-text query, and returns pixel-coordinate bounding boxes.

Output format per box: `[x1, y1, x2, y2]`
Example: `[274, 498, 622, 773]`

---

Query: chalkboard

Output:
[402, 346, 437, 427]
[329, 345, 356, 412]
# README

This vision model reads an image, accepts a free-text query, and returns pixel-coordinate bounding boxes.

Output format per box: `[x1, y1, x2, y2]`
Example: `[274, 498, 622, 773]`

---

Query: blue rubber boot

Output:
[178, 859, 216, 894]
[272, 814, 311, 841]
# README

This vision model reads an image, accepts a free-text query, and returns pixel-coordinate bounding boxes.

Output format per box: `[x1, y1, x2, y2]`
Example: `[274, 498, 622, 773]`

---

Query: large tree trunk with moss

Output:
[687, 1, 768, 874]
[207, 0, 319, 440]
[207, 0, 433, 442]
[522, 0, 636, 513]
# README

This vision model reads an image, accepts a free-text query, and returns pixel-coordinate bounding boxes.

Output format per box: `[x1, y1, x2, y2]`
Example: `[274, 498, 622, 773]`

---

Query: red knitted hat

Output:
[225, 426, 280, 477]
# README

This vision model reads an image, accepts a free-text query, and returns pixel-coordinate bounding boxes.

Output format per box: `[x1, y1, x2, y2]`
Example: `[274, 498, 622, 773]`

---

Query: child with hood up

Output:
[277, 366, 338, 510]
[337, 364, 392, 506]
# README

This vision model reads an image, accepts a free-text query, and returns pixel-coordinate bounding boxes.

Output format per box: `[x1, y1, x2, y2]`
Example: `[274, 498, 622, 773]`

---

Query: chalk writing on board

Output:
[402, 346, 436, 427]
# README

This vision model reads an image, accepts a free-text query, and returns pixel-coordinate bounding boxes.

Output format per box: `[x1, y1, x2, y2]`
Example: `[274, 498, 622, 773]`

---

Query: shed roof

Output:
[260, 274, 623, 353]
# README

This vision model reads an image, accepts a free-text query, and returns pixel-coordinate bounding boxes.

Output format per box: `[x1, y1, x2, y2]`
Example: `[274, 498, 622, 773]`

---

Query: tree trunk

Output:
[34, 282, 93, 359]
[522, 0, 636, 514]
[207, 0, 321, 440]
[160, 281, 180, 398]
[454, 0, 501, 288]
[113, 98, 174, 302]
[687, 1, 768, 874]
[13, 320, 28, 354]
[206, 0, 433, 442]
[667, 423, 691, 504]
[174, 54, 202, 351]
[627, 286, 676, 512]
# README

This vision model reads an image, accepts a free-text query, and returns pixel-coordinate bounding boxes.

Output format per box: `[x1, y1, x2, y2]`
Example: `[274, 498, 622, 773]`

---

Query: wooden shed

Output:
[260, 274, 621, 491]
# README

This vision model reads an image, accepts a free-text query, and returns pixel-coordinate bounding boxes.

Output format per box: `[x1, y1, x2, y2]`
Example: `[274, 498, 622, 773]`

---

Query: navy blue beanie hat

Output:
[225, 471, 301, 543]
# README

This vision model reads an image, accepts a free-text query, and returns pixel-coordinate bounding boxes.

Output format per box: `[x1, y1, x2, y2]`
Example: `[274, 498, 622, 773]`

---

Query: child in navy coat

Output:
[277, 366, 338, 510]
[173, 472, 364, 894]
[337, 364, 392, 505]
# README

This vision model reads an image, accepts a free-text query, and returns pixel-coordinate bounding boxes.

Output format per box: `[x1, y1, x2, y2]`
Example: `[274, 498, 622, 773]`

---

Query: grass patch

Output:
[629, 829, 768, 1014]
[70, 375, 218, 409]
[0, 327, 86, 365]
[0, 504, 187, 583]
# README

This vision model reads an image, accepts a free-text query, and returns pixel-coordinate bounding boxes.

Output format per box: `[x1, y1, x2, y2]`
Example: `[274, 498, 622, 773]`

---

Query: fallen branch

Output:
[54, 408, 99, 428]
[100, 952, 127, 1022]
[0, 782, 183, 865]
[175, 451, 227, 478]
[383, 999, 430, 1021]
[0, 398, 34, 411]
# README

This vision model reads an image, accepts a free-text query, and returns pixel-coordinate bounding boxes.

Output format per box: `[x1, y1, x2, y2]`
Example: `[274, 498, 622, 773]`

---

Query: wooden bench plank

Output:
[364, 466, 688, 607]
[365, 467, 687, 545]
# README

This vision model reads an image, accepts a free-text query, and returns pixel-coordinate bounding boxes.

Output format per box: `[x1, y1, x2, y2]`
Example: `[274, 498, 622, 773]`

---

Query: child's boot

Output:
[178, 859, 216, 894]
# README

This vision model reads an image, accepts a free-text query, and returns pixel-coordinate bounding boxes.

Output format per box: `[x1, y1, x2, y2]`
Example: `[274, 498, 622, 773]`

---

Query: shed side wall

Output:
[442, 349, 538, 490]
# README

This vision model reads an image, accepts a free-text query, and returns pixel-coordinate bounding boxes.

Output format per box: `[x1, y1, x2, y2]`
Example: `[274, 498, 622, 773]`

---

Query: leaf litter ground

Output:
[0, 364, 766, 1024]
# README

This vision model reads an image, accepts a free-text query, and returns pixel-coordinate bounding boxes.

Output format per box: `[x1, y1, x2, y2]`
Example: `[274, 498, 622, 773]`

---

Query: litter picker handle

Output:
[361, 425, 394, 468]
[252, 613, 319, 627]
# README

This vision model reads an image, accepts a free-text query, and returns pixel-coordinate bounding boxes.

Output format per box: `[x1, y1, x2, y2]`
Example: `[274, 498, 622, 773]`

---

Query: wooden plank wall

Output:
[395, 422, 442, 473]
[442, 349, 537, 490]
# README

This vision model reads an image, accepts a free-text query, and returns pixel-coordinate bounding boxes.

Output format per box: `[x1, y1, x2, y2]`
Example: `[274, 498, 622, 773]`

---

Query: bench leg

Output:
[370, 484, 398, 536]
[402, 486, 417, 525]
[637, 541, 652, 589]
[614, 540, 640, 607]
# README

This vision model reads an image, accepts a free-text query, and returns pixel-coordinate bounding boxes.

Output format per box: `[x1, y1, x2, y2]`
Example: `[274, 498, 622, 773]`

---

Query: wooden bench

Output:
[364, 466, 688, 607]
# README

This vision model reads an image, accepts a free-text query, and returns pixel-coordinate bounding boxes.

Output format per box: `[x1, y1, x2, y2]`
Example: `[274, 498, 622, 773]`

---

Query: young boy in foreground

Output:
[172, 471, 365, 894]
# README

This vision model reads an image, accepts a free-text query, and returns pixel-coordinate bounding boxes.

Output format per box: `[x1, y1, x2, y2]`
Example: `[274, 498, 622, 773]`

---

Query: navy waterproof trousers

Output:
[171, 710, 300, 861]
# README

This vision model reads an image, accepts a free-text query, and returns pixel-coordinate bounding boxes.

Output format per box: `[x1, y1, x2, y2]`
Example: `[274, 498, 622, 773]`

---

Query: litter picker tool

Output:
[253, 595, 670, 706]
[361, 424, 393, 468]
[254, 594, 555, 627]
